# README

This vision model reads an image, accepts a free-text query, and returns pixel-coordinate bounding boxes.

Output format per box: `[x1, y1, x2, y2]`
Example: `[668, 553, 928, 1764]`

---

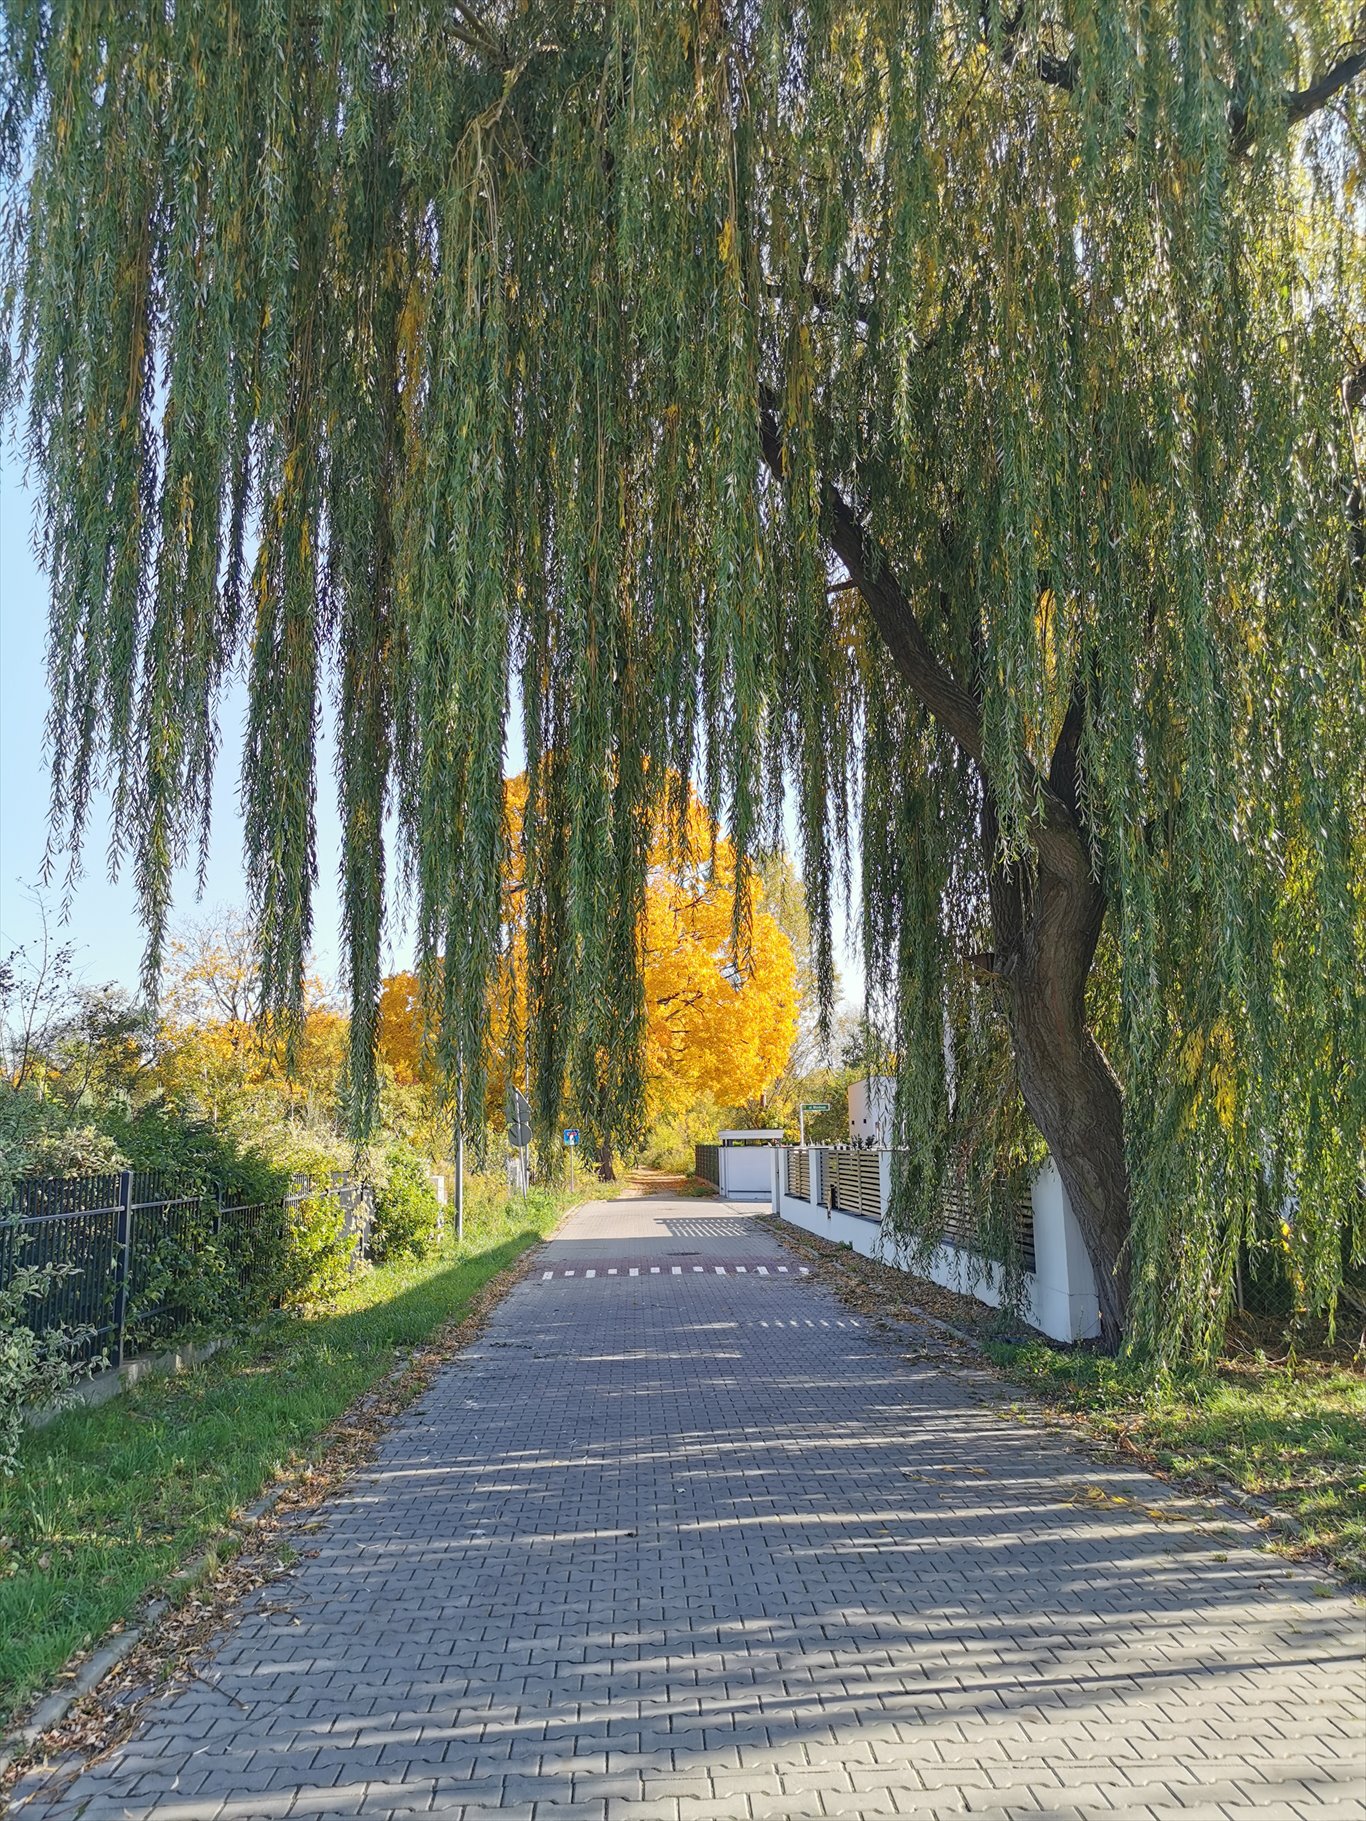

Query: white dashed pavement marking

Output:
[540, 1260, 817, 1278]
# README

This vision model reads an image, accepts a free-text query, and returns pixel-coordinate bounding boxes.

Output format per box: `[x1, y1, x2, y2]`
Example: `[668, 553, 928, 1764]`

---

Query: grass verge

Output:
[0, 1184, 568, 1728]
[987, 1340, 1366, 1584]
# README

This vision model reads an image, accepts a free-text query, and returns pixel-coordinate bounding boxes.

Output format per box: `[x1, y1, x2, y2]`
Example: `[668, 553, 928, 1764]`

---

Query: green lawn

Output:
[989, 1340, 1366, 1583]
[0, 1185, 567, 1727]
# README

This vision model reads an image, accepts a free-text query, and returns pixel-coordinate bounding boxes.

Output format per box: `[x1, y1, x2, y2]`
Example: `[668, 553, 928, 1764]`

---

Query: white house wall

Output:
[846, 1077, 895, 1145]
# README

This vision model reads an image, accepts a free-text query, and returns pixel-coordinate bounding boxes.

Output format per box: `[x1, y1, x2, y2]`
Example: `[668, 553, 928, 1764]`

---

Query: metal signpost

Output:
[563, 1127, 580, 1192]
[506, 1085, 532, 1199]
[453, 1076, 466, 1245]
[798, 1100, 831, 1147]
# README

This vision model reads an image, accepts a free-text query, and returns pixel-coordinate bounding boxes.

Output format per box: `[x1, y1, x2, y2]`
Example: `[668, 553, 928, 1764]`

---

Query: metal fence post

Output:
[113, 1168, 134, 1369]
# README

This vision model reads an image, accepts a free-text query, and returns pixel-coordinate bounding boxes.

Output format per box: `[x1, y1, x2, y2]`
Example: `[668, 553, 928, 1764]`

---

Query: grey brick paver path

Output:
[17, 1196, 1364, 1821]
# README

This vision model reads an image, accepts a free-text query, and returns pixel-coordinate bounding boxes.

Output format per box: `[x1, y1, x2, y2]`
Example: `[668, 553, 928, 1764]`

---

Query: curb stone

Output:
[0, 1480, 291, 1785]
[26, 1335, 239, 1432]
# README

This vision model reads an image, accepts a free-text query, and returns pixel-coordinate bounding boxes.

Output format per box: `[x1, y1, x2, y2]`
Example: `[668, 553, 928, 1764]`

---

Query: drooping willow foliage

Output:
[2, 0, 1362, 1355]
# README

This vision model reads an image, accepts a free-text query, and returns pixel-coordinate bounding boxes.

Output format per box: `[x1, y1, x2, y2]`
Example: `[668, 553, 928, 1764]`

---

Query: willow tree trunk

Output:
[986, 806, 1132, 1343]
[770, 423, 1136, 1338]
[597, 1138, 617, 1183]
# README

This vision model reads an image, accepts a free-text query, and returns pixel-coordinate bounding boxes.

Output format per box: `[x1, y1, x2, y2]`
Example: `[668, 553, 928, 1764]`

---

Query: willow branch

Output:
[758, 395, 1089, 879]
[758, 398, 982, 762]
[1013, 13, 1366, 150]
[1284, 47, 1366, 126]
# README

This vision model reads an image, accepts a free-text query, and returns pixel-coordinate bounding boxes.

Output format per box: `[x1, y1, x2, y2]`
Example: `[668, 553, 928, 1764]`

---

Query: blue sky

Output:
[0, 457, 356, 993]
[2, 451, 863, 1007]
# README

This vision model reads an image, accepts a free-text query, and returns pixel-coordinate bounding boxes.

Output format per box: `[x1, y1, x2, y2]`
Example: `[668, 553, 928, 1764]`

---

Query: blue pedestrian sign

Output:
[563, 1128, 580, 1148]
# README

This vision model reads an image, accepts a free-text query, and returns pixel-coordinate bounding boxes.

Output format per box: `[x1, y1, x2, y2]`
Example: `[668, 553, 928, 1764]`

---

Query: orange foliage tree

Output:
[641, 841, 796, 1120]
[378, 779, 797, 1157]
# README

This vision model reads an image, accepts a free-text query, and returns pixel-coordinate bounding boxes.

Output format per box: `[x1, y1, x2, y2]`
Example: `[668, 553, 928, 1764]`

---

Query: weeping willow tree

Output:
[2, 0, 1363, 1353]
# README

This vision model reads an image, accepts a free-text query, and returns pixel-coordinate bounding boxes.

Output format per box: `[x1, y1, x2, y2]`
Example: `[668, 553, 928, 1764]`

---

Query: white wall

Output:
[720, 1145, 777, 1200]
[772, 1146, 1101, 1343]
[1024, 1157, 1102, 1342]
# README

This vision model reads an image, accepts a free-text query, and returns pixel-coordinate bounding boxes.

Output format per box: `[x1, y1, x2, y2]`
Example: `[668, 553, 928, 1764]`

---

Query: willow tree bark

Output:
[759, 405, 1134, 1336]
[984, 799, 1132, 1341]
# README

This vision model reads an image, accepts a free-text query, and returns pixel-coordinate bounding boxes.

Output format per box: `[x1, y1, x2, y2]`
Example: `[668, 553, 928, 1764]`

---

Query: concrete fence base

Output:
[771, 1147, 1101, 1343]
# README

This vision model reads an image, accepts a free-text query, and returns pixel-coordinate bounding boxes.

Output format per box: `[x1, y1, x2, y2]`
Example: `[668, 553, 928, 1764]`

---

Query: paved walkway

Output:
[18, 1196, 1364, 1821]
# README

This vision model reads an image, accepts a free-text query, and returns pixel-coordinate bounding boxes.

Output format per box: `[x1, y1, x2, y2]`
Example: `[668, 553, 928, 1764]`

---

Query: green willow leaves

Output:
[2, 0, 1362, 1355]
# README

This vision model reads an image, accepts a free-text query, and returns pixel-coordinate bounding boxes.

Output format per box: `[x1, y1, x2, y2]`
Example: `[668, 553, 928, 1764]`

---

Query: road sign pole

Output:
[455, 1122, 464, 1245]
[452, 1070, 465, 1246]
[796, 1101, 830, 1148]
[506, 1083, 533, 1203]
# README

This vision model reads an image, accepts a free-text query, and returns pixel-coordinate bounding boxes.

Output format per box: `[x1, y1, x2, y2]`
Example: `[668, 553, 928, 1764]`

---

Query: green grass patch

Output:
[987, 1339, 1366, 1582]
[0, 1184, 569, 1727]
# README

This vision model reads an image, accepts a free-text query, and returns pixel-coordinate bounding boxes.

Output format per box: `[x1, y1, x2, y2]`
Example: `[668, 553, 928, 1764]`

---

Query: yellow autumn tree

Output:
[376, 971, 426, 1087]
[377, 778, 798, 1134]
[155, 912, 348, 1129]
[641, 837, 796, 1118]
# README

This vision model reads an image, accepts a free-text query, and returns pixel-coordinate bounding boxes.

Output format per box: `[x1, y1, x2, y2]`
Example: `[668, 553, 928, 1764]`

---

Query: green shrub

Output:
[279, 1193, 358, 1311]
[0, 1085, 129, 1203]
[130, 1183, 362, 1331]
[105, 1102, 288, 1207]
[372, 1147, 441, 1263]
[0, 1080, 385, 1337]
[0, 1261, 96, 1474]
[126, 1206, 235, 1349]
[0, 1086, 294, 1212]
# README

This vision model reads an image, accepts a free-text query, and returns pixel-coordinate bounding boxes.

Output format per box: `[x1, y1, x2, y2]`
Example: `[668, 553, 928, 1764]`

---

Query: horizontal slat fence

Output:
[785, 1148, 810, 1201]
[828, 1149, 883, 1219]
[937, 1170, 1037, 1274]
[780, 1145, 1038, 1275]
[1, 1169, 371, 1368]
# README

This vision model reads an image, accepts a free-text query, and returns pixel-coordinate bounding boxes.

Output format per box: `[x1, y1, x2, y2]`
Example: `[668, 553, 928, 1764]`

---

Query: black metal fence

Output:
[694, 1144, 720, 1187]
[0, 1169, 370, 1368]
